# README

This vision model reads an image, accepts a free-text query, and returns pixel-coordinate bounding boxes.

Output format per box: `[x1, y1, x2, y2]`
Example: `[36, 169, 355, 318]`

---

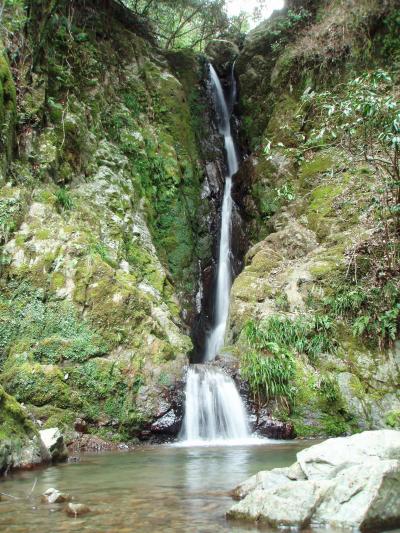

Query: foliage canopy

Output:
[122, 0, 229, 50]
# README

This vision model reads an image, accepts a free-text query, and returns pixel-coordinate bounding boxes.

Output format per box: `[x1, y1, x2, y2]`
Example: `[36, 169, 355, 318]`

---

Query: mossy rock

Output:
[0, 46, 16, 181]
[2, 359, 81, 409]
[306, 183, 343, 239]
[0, 385, 37, 442]
[265, 94, 302, 146]
[0, 385, 45, 475]
[299, 154, 336, 188]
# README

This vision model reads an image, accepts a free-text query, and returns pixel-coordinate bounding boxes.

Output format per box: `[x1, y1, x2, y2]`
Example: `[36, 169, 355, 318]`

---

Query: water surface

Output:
[0, 441, 311, 532]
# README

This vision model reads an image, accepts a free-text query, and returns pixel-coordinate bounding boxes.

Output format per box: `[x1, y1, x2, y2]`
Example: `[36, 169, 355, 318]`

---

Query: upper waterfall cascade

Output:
[204, 64, 239, 362]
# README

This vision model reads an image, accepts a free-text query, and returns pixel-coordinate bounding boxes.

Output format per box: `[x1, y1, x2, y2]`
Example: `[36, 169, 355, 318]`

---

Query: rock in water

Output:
[255, 413, 295, 439]
[65, 503, 91, 517]
[39, 428, 68, 463]
[42, 488, 71, 504]
[227, 430, 400, 531]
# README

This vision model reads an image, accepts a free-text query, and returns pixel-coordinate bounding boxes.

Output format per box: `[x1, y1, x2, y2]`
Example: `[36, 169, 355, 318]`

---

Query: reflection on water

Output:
[0, 441, 312, 532]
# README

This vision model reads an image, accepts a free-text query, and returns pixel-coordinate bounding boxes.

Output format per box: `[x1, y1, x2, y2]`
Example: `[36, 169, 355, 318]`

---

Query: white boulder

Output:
[228, 430, 400, 531]
[297, 429, 400, 480]
[42, 487, 71, 504]
[39, 428, 68, 463]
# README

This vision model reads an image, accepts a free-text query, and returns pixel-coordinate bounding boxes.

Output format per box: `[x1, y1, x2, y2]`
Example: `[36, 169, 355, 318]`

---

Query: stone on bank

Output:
[39, 428, 68, 463]
[227, 430, 400, 531]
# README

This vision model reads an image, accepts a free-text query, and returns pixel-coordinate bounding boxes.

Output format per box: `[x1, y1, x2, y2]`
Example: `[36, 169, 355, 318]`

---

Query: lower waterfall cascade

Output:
[179, 365, 249, 444]
[180, 64, 252, 445]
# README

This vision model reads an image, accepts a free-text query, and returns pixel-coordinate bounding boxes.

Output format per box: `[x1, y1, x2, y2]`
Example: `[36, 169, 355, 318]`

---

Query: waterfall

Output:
[204, 64, 239, 362]
[179, 365, 249, 444]
[179, 64, 254, 446]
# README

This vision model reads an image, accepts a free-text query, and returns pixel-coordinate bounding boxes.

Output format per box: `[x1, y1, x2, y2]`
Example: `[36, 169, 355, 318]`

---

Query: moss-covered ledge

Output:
[0, 386, 47, 475]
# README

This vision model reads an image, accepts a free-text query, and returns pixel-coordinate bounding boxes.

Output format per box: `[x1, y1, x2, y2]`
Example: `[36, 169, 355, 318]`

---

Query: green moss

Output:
[0, 385, 37, 441]
[2, 358, 80, 409]
[28, 404, 75, 432]
[309, 245, 346, 280]
[67, 358, 142, 432]
[0, 0, 205, 443]
[266, 94, 302, 146]
[232, 272, 272, 303]
[0, 282, 108, 365]
[74, 259, 150, 349]
[49, 271, 66, 291]
[306, 183, 343, 238]
[299, 155, 335, 187]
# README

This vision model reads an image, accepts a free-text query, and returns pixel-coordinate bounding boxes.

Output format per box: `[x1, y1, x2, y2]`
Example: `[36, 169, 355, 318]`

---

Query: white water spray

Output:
[179, 365, 250, 445]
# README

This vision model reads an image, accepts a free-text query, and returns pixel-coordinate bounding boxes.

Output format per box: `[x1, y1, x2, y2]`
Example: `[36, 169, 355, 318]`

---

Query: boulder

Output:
[313, 460, 400, 531]
[42, 488, 71, 504]
[227, 430, 400, 531]
[206, 39, 239, 76]
[65, 503, 91, 517]
[68, 434, 116, 453]
[255, 414, 295, 439]
[150, 409, 182, 436]
[231, 463, 306, 500]
[39, 428, 68, 463]
[228, 480, 330, 528]
[297, 429, 400, 480]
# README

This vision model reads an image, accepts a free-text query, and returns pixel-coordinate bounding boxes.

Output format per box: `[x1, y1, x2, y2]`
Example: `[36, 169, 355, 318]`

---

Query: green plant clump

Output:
[245, 314, 336, 364]
[55, 187, 74, 211]
[323, 280, 400, 348]
[241, 346, 296, 404]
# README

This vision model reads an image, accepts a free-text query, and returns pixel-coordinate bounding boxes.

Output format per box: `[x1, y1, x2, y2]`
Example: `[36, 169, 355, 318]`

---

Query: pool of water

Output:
[0, 440, 318, 532]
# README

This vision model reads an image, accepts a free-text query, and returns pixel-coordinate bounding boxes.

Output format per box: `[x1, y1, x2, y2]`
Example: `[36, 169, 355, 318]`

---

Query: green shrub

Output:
[321, 415, 349, 437]
[385, 410, 400, 428]
[300, 70, 400, 274]
[318, 375, 341, 404]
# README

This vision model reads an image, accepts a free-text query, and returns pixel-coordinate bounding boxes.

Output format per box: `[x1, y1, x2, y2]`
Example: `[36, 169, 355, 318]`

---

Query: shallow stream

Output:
[0, 441, 315, 532]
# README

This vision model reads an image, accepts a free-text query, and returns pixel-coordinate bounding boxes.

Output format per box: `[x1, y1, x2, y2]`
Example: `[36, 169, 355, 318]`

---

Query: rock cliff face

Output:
[227, 0, 400, 436]
[0, 0, 224, 447]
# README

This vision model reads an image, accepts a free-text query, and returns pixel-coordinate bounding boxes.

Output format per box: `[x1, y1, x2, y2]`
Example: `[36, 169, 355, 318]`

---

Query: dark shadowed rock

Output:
[255, 414, 295, 440]
[74, 418, 88, 434]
